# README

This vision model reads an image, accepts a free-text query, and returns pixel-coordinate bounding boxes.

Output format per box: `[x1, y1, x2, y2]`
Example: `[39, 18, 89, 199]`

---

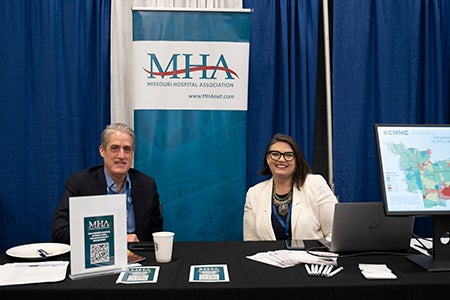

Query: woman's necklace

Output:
[272, 185, 293, 216]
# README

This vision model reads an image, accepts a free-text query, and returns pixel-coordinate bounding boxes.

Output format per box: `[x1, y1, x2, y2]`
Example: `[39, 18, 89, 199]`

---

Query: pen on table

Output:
[328, 266, 343, 277]
[305, 264, 312, 275]
[318, 264, 324, 275]
[328, 265, 335, 275]
[323, 265, 333, 276]
[37, 249, 48, 259]
[315, 265, 320, 276]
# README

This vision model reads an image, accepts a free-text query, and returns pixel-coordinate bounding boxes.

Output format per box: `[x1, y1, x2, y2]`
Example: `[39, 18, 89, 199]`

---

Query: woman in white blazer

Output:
[243, 133, 338, 241]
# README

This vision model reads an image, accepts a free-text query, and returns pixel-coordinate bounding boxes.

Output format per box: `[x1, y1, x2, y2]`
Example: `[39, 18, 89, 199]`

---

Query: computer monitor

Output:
[374, 124, 450, 271]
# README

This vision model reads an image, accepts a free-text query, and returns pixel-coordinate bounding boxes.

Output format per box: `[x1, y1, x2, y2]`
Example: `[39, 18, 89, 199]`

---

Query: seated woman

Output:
[243, 133, 338, 241]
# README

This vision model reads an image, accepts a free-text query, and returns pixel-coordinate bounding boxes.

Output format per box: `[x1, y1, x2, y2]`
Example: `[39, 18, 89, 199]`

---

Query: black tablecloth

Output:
[0, 240, 448, 299]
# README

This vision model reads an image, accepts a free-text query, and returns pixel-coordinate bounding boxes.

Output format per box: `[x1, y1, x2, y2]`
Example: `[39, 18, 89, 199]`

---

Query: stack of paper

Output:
[0, 261, 69, 286]
[359, 263, 397, 279]
[246, 250, 338, 268]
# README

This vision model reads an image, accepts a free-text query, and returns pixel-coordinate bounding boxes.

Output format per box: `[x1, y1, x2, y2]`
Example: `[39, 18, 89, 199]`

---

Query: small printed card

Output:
[116, 266, 160, 284]
[189, 264, 230, 282]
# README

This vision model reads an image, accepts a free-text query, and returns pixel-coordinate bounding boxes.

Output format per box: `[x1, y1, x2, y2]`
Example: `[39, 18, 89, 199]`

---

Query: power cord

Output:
[305, 246, 414, 258]
[305, 233, 434, 259]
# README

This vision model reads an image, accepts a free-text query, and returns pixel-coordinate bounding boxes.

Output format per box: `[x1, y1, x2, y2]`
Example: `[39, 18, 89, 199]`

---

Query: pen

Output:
[305, 264, 312, 275]
[315, 264, 320, 276]
[318, 264, 324, 275]
[324, 265, 333, 276]
[312, 264, 318, 275]
[328, 266, 343, 277]
[37, 249, 48, 259]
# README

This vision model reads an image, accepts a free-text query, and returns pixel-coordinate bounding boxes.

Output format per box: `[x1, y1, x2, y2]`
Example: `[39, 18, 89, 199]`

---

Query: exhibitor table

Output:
[0, 240, 448, 299]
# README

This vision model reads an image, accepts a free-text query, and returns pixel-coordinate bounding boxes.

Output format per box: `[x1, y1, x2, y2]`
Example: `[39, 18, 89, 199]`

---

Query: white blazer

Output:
[243, 174, 338, 241]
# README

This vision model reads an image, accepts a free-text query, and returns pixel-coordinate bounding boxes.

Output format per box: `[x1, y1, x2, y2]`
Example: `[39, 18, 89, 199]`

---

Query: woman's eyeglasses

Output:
[267, 150, 295, 162]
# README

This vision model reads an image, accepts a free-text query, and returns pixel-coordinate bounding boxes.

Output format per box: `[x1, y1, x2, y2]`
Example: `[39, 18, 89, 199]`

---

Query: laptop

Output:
[319, 202, 415, 253]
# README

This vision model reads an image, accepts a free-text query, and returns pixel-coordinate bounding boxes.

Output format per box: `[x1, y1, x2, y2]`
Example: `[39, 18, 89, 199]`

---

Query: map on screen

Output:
[375, 125, 450, 214]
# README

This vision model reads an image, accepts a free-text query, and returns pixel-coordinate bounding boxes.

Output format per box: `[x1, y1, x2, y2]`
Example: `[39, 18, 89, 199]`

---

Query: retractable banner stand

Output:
[132, 8, 251, 241]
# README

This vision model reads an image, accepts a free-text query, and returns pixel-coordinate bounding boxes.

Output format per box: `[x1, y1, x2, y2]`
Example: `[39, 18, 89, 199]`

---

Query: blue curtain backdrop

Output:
[0, 0, 111, 253]
[0, 0, 449, 253]
[245, 0, 322, 188]
[332, 0, 450, 236]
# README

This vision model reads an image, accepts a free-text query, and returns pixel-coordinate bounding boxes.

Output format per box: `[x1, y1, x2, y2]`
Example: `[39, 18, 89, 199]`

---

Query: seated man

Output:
[52, 123, 163, 244]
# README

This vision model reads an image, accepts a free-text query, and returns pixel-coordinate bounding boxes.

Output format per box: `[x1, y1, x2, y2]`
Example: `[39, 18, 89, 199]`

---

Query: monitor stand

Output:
[408, 215, 450, 271]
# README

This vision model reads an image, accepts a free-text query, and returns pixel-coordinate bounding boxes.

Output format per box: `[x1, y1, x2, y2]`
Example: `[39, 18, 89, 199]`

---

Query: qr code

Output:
[90, 243, 109, 264]
[128, 274, 148, 281]
[199, 273, 219, 280]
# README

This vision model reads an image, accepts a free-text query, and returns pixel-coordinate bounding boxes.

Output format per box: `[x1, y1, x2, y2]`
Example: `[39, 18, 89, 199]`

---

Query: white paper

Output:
[359, 263, 397, 279]
[0, 261, 69, 286]
[246, 250, 338, 268]
[361, 271, 397, 279]
[410, 238, 432, 256]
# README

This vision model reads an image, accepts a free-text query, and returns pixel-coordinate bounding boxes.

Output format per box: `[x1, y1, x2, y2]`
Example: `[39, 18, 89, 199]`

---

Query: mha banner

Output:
[132, 8, 251, 241]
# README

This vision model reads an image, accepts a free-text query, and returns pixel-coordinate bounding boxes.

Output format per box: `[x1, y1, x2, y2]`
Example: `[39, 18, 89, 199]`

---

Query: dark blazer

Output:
[52, 165, 163, 244]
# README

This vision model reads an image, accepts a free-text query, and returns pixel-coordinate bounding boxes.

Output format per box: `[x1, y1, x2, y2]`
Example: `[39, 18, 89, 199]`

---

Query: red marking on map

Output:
[438, 185, 450, 199]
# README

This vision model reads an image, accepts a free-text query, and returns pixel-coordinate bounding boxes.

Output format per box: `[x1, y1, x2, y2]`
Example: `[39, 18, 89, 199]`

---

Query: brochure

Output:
[189, 264, 230, 282]
[116, 266, 160, 284]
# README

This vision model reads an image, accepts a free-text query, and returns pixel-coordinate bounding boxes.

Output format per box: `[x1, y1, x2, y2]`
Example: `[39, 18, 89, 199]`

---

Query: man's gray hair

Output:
[101, 123, 136, 149]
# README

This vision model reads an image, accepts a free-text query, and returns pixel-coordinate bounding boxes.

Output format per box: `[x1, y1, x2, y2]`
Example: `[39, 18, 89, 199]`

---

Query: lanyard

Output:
[107, 183, 134, 232]
[272, 201, 292, 238]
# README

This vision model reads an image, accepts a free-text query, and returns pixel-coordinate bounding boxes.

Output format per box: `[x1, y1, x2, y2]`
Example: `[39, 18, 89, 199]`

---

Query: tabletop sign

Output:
[69, 194, 127, 280]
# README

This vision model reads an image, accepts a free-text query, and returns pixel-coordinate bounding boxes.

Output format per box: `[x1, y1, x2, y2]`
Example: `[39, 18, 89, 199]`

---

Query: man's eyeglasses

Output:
[267, 150, 296, 162]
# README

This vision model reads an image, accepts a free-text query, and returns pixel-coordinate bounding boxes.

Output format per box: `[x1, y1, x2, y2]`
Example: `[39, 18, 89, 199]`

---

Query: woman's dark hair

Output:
[259, 133, 312, 189]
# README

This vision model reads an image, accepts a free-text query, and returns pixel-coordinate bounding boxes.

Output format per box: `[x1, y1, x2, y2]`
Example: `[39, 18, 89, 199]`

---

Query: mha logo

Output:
[88, 219, 110, 230]
[142, 53, 239, 80]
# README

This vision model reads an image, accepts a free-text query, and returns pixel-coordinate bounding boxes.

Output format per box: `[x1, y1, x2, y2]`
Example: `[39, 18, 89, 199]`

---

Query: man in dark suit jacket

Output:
[52, 123, 163, 244]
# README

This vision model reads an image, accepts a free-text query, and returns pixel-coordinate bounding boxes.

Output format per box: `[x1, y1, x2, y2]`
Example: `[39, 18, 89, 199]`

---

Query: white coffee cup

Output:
[152, 231, 175, 263]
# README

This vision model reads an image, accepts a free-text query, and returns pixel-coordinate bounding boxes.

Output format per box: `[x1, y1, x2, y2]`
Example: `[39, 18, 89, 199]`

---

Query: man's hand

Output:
[127, 233, 140, 243]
